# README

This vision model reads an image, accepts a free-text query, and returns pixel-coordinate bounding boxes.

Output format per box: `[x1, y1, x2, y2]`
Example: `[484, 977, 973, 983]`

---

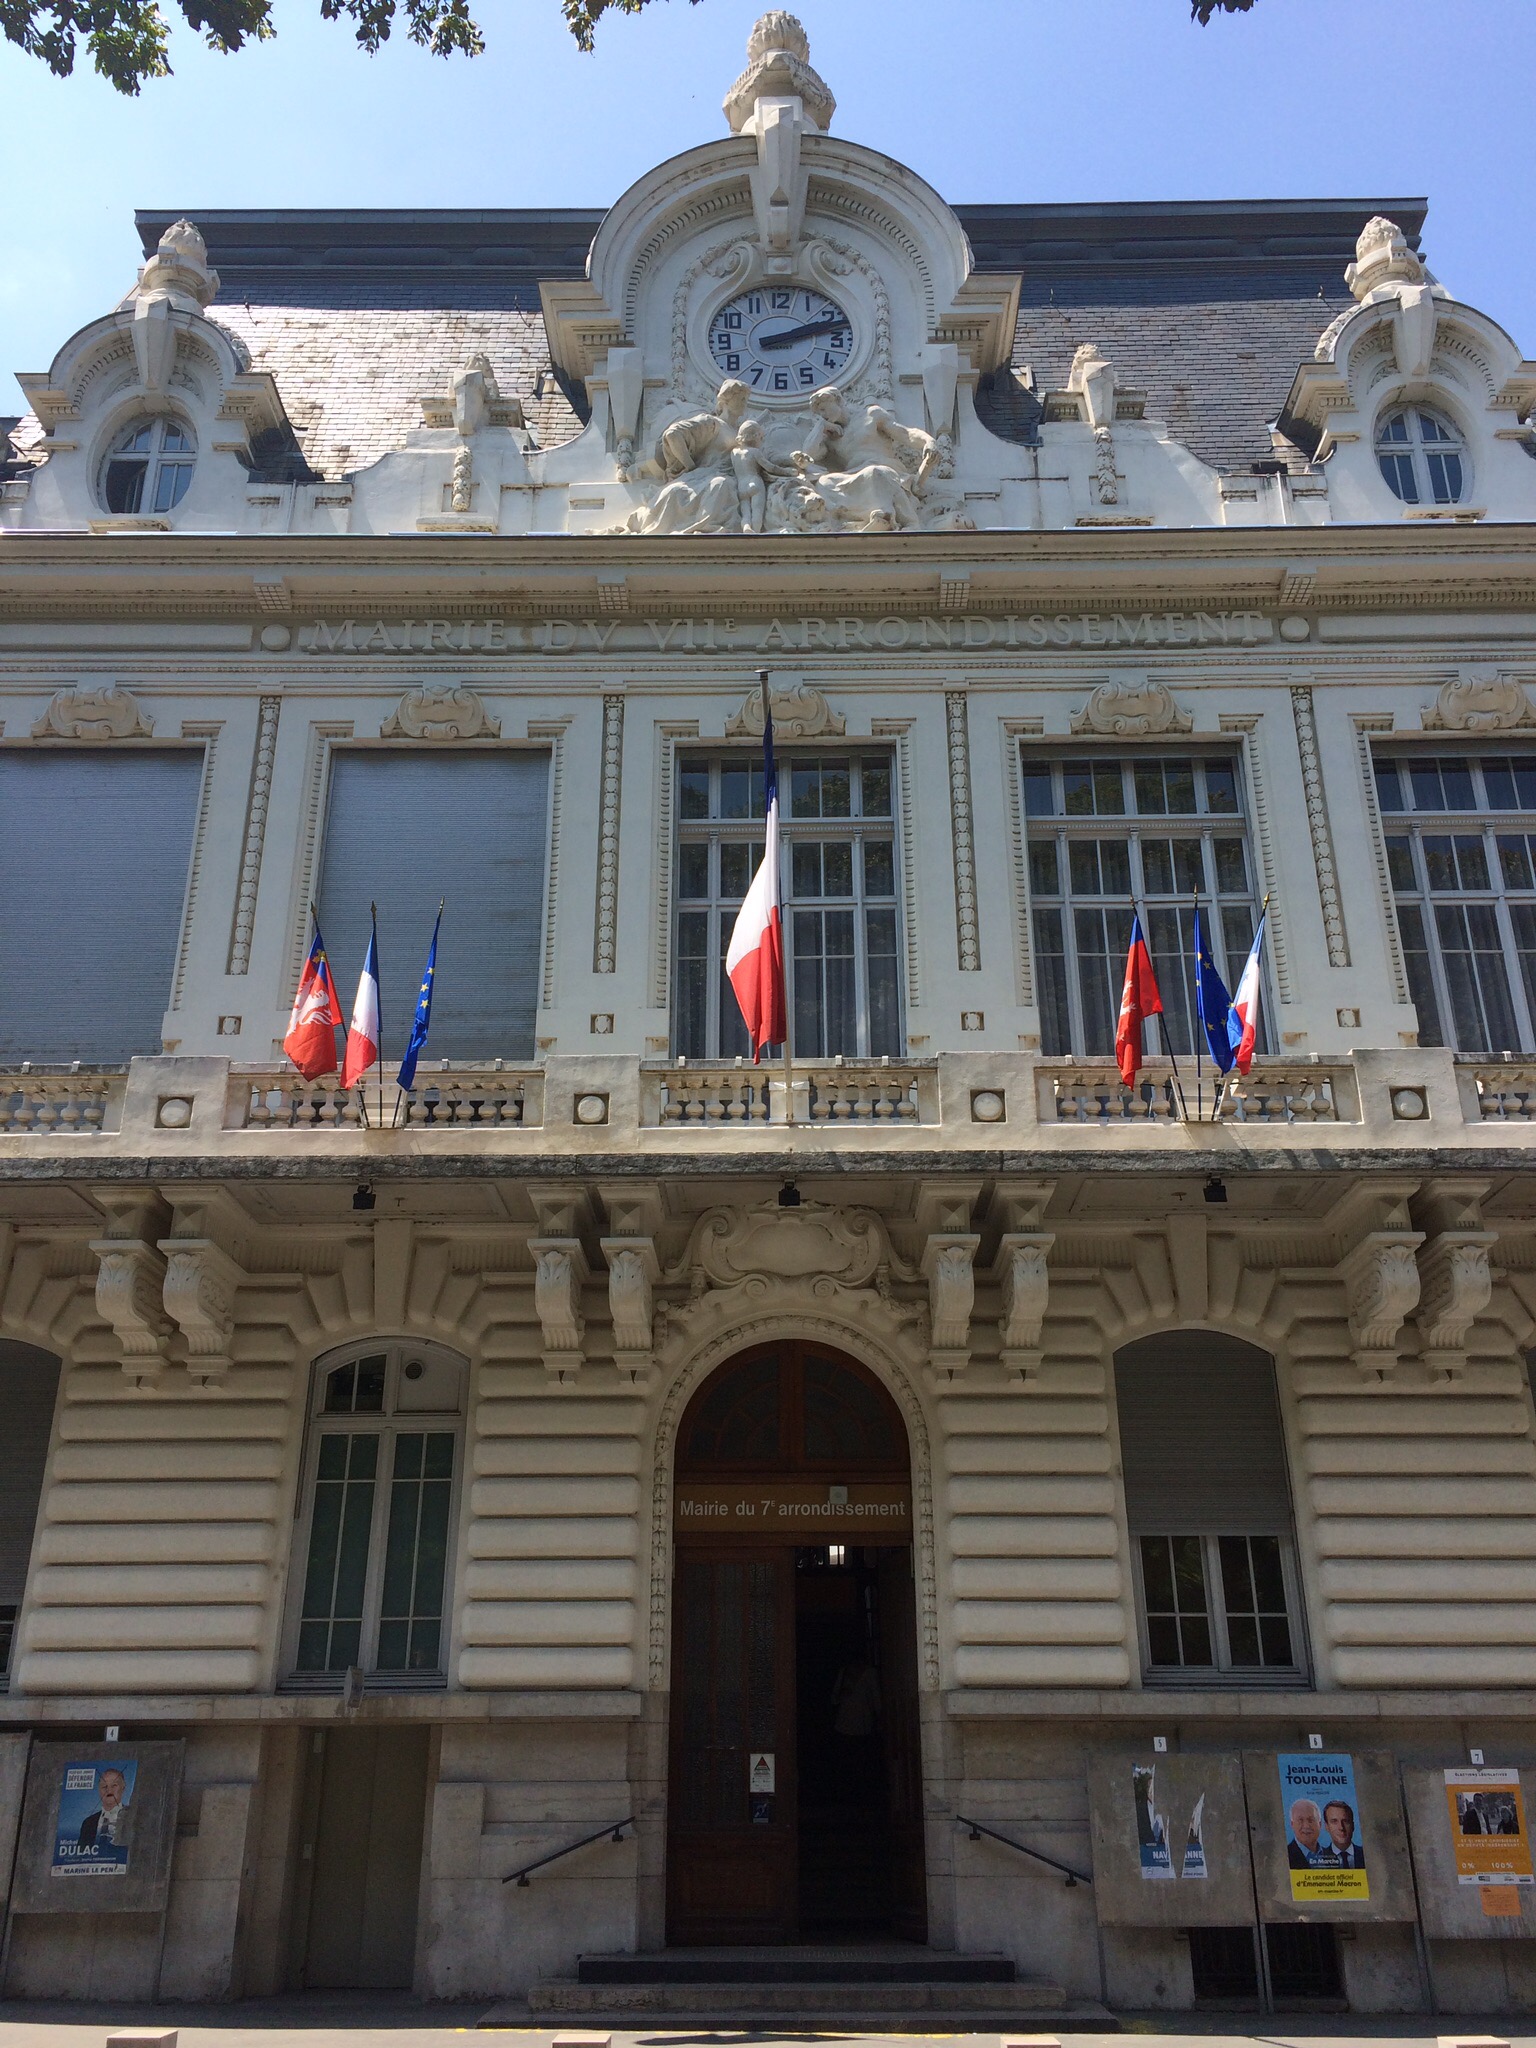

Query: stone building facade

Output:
[1, 9, 1535, 2017]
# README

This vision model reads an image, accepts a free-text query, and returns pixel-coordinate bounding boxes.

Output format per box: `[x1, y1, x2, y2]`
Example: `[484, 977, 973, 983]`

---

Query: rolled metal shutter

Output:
[315, 749, 550, 1062]
[0, 750, 202, 1062]
[0, 1343, 59, 1606]
[1114, 1331, 1293, 1535]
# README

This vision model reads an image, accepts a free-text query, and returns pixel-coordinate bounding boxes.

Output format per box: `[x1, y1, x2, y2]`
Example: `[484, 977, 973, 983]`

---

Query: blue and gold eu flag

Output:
[396, 902, 443, 1090]
[1193, 905, 1235, 1074]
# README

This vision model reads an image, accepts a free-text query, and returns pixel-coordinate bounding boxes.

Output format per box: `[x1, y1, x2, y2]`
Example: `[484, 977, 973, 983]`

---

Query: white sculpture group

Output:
[619, 379, 971, 536]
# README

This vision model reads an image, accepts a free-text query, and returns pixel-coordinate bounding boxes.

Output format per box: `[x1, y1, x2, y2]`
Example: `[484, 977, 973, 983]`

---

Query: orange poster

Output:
[1444, 1769, 1533, 1917]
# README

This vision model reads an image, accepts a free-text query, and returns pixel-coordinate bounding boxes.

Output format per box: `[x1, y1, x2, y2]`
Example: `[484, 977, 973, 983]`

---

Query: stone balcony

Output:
[1, 1048, 1534, 1174]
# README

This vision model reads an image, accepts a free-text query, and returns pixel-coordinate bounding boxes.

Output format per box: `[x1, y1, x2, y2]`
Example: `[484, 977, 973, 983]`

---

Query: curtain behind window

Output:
[316, 749, 550, 1063]
[0, 750, 202, 1062]
[1115, 1332, 1293, 1536]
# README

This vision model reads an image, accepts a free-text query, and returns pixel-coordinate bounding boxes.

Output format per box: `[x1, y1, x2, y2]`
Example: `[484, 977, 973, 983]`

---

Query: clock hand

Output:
[755, 316, 849, 351]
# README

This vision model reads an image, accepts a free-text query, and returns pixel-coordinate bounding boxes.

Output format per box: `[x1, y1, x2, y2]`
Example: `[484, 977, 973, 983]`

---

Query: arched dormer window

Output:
[101, 417, 196, 515]
[1375, 405, 1466, 506]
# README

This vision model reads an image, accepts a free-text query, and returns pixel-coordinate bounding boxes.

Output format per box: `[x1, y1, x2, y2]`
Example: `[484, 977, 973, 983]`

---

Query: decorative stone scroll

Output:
[1069, 674, 1192, 737]
[381, 683, 500, 741]
[32, 686, 153, 741]
[1423, 668, 1536, 732]
[725, 677, 844, 740]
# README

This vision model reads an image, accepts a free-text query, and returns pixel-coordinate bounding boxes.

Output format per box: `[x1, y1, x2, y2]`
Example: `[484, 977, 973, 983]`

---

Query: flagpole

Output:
[1141, 904, 1189, 1122]
[1191, 890, 1203, 1126]
[372, 903, 383, 1134]
[761, 668, 795, 1129]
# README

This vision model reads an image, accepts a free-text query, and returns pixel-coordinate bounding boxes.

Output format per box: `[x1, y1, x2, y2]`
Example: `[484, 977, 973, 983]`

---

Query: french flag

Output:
[340, 912, 381, 1090]
[725, 681, 787, 1063]
[1115, 913, 1164, 1086]
[283, 921, 342, 1081]
[1227, 912, 1267, 1075]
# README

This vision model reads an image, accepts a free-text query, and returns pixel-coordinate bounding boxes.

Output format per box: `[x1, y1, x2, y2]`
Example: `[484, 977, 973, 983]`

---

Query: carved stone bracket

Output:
[381, 683, 500, 741]
[1416, 1231, 1495, 1381]
[530, 1239, 588, 1385]
[33, 686, 153, 741]
[89, 1238, 171, 1384]
[601, 1239, 660, 1388]
[1340, 1230, 1425, 1380]
[921, 1235, 978, 1380]
[995, 1234, 1054, 1382]
[915, 1180, 981, 1382]
[1070, 674, 1191, 737]
[159, 1236, 245, 1386]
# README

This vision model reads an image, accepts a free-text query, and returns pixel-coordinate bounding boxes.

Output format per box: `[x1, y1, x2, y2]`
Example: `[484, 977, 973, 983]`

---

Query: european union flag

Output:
[396, 901, 443, 1091]
[1194, 905, 1235, 1073]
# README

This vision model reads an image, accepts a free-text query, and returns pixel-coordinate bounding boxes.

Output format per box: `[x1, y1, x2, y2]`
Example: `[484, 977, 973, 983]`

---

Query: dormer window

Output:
[101, 417, 195, 515]
[1376, 405, 1465, 505]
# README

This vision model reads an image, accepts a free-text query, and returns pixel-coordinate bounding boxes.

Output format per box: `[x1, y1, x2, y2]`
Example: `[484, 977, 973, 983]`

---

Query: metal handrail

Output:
[503, 1816, 635, 1887]
[956, 1812, 1092, 1889]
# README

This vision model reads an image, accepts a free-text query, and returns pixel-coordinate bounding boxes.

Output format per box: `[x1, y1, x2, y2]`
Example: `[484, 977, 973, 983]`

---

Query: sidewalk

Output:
[0, 2001, 1530, 2048]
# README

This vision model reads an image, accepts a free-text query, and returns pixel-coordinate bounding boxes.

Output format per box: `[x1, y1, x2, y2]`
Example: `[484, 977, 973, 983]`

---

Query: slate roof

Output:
[124, 197, 1427, 485]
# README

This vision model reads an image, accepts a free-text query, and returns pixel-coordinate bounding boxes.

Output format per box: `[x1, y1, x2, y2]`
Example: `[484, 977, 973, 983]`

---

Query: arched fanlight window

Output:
[101, 417, 196, 515]
[1375, 405, 1466, 506]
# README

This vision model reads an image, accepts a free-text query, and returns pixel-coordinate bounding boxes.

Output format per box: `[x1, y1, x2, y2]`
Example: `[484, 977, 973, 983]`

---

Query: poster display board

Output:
[1087, 1752, 1253, 1926]
[10, 1742, 183, 1915]
[1404, 1766, 1536, 1939]
[1241, 1748, 1414, 1922]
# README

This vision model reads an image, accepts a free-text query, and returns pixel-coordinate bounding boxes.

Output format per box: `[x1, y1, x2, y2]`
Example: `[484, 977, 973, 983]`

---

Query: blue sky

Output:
[3, 0, 1532, 417]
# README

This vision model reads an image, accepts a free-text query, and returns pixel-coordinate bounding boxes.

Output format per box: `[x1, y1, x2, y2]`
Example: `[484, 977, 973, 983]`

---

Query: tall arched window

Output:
[286, 1341, 465, 1689]
[1115, 1332, 1306, 1683]
[1375, 405, 1466, 506]
[101, 417, 196, 515]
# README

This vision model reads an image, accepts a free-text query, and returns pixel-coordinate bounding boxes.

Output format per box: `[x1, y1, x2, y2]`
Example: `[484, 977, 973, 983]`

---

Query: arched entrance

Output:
[666, 1340, 926, 1945]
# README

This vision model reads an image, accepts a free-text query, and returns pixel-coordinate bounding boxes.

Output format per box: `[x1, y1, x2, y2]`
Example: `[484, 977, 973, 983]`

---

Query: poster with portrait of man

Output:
[11, 1742, 183, 1915]
[1242, 1749, 1414, 1923]
[51, 1760, 137, 1877]
[1277, 1752, 1369, 1902]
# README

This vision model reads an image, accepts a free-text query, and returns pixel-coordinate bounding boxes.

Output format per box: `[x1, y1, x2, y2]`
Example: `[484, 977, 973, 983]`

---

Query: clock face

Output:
[706, 286, 855, 397]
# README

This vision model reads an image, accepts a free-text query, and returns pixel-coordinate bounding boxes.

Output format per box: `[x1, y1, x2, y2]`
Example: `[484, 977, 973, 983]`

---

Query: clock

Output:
[706, 286, 855, 396]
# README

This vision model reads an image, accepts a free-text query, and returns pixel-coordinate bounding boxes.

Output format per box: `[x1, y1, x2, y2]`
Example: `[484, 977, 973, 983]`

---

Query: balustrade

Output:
[0, 1066, 120, 1134]
[1045, 1059, 1350, 1127]
[231, 1068, 535, 1130]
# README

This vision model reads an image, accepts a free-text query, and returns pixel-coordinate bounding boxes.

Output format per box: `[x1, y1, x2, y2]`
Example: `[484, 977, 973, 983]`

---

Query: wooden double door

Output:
[665, 1342, 927, 1945]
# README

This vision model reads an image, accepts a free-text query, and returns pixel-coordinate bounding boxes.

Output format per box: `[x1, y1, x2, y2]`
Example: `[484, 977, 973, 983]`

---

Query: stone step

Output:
[575, 1944, 1017, 1984]
[523, 1977, 1074, 2016]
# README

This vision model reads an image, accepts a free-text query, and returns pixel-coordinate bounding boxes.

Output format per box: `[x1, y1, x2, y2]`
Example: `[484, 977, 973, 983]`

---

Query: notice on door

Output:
[674, 1483, 911, 1535]
[1444, 1768, 1532, 1917]
[749, 1753, 776, 1794]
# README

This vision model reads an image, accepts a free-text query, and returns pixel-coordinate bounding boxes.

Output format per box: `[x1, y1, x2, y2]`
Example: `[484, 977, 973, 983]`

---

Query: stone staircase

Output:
[491, 1946, 1118, 2029]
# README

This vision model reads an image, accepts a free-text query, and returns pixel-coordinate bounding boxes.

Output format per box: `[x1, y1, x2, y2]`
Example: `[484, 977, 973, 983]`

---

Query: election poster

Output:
[1444, 1768, 1532, 1918]
[11, 1741, 183, 1915]
[1278, 1752, 1370, 1903]
[51, 1759, 137, 1877]
[1133, 1764, 1208, 1881]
